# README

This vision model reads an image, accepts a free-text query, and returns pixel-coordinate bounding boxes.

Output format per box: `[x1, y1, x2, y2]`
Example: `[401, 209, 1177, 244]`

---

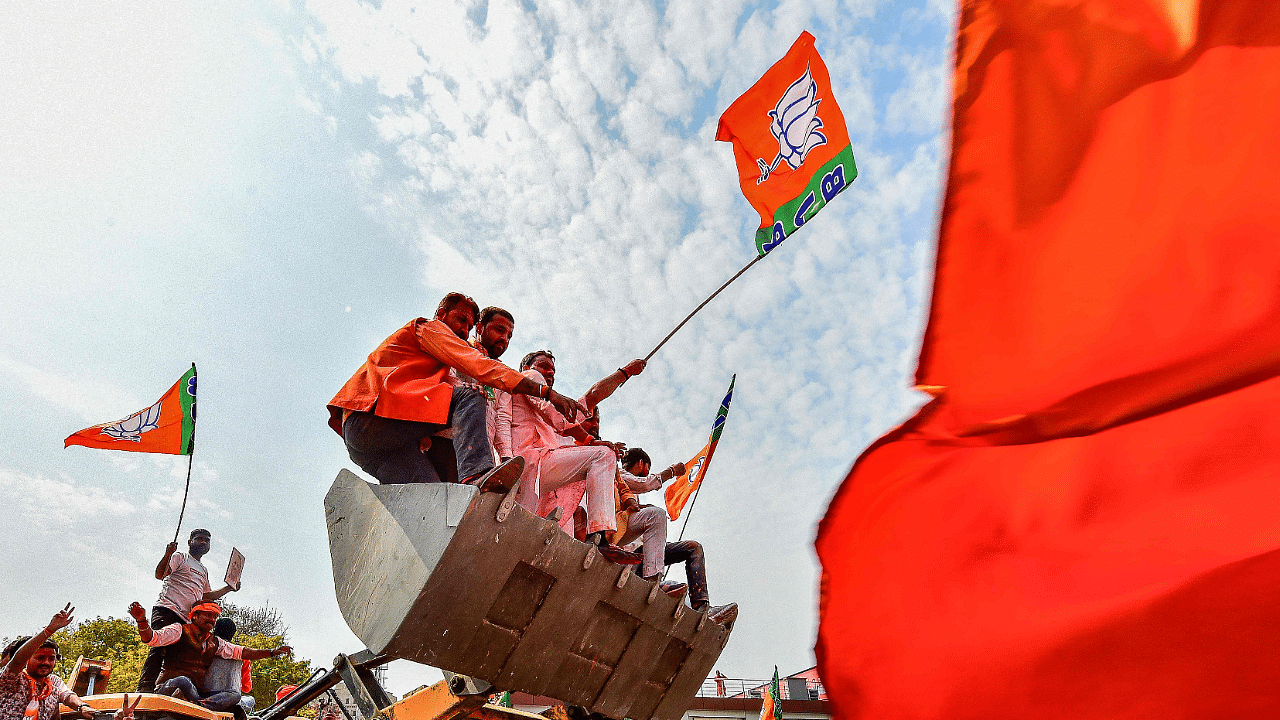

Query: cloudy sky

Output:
[0, 0, 949, 695]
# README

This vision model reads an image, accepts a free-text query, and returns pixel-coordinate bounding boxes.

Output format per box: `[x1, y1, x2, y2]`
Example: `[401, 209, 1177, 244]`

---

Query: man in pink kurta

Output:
[506, 351, 617, 536]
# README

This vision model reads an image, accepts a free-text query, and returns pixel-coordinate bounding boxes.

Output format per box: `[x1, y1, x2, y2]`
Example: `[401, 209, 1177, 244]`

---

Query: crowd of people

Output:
[1, 529, 291, 720]
[328, 292, 736, 624]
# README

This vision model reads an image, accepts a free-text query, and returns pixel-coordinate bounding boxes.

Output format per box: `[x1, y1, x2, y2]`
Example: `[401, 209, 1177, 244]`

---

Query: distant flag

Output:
[758, 667, 782, 720]
[497, 692, 512, 708]
[665, 376, 735, 521]
[65, 365, 197, 455]
[717, 31, 856, 257]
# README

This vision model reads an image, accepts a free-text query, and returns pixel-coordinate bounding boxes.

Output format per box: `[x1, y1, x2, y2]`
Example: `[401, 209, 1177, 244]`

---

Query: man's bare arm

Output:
[3, 605, 75, 678]
[241, 646, 292, 661]
[582, 359, 646, 410]
[203, 585, 234, 602]
[155, 542, 178, 580]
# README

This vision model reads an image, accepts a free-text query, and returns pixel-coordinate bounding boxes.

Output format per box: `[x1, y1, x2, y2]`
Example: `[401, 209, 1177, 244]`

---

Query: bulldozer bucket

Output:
[325, 470, 734, 720]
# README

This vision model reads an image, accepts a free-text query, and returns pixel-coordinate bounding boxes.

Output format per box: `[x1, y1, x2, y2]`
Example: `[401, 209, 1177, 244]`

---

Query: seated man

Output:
[0, 604, 96, 720]
[201, 618, 254, 719]
[503, 351, 644, 551]
[328, 292, 584, 487]
[619, 448, 738, 626]
[128, 602, 290, 712]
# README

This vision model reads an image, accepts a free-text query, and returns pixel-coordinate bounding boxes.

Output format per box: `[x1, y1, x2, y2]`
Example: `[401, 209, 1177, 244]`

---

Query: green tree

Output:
[50, 617, 147, 692]
[222, 603, 287, 639]
[41, 605, 313, 702]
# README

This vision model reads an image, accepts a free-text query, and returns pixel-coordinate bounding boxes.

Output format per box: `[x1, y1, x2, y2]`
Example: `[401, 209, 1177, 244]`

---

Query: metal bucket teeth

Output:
[325, 470, 734, 720]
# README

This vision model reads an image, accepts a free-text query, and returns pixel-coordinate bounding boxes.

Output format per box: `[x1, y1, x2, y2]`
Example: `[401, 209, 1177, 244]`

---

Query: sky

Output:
[0, 0, 950, 696]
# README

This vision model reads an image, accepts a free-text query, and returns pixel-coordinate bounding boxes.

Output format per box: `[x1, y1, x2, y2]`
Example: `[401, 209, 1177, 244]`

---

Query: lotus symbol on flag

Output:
[99, 400, 163, 442]
[687, 455, 706, 485]
[756, 66, 828, 184]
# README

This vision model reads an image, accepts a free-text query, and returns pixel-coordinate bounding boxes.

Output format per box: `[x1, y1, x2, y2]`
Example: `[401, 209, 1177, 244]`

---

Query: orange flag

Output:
[665, 376, 734, 521]
[717, 32, 856, 256]
[817, 2, 1280, 718]
[65, 365, 196, 455]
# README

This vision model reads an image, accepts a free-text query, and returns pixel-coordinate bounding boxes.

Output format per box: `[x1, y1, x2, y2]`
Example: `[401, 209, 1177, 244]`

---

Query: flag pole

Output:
[660, 471, 711, 584]
[644, 254, 764, 361]
[172, 362, 197, 543]
[173, 453, 194, 543]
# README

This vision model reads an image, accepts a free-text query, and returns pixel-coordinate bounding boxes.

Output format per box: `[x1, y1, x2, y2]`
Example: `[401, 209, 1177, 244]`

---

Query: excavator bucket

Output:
[325, 470, 733, 720]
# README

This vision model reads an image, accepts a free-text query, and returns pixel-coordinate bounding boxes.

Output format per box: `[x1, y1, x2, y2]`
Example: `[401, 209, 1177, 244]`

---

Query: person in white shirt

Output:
[137, 529, 237, 692]
[619, 449, 737, 626]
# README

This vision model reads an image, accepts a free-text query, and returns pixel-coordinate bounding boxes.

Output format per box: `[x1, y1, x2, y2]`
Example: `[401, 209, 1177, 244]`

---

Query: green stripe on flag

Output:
[755, 144, 858, 256]
[179, 365, 197, 455]
[708, 375, 735, 444]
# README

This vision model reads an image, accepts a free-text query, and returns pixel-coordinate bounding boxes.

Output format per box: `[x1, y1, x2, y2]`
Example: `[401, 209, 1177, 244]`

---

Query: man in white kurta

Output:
[505, 351, 618, 537]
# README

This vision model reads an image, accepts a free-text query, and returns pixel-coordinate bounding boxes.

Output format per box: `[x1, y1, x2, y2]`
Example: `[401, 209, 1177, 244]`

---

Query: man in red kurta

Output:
[329, 292, 584, 486]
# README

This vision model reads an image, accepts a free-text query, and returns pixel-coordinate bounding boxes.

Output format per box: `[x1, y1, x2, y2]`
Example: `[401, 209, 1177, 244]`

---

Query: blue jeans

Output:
[157, 676, 242, 711]
[342, 385, 494, 484]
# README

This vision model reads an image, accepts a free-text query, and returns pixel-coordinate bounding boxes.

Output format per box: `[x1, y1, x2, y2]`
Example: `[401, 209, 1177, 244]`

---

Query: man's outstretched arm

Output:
[202, 585, 235, 602]
[2, 604, 76, 679]
[582, 359, 646, 410]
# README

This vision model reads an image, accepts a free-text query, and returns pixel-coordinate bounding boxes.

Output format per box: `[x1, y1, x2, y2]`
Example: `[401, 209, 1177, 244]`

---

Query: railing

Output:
[693, 677, 827, 701]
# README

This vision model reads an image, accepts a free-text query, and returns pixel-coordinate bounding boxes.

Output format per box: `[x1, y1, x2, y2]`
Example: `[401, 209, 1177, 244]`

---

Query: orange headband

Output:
[189, 603, 222, 619]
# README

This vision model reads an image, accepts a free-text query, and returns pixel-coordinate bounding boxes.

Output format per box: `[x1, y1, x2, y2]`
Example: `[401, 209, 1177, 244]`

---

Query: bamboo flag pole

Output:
[643, 254, 764, 362]
[173, 362, 196, 543]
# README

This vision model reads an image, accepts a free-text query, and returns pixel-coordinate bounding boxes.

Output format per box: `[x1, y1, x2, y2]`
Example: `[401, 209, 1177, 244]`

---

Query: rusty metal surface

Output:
[325, 471, 734, 720]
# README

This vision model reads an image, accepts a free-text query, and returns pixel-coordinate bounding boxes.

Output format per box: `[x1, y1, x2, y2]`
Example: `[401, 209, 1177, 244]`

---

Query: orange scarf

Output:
[23, 672, 52, 720]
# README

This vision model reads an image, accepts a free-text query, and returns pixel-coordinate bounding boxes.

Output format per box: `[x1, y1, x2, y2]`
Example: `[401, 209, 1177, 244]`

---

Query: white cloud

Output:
[293, 0, 946, 680]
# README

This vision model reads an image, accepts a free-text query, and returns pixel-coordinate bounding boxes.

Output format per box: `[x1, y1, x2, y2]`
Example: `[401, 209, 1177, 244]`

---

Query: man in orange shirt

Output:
[328, 292, 583, 486]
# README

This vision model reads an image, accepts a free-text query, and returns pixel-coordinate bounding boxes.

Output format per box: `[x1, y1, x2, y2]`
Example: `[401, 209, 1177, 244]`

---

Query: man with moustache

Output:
[0, 605, 96, 720]
[464, 306, 516, 460]
[329, 292, 585, 487]
[504, 350, 646, 554]
[127, 602, 290, 711]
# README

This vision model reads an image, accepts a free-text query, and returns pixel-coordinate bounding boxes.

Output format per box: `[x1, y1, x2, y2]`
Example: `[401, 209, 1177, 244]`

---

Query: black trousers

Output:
[137, 605, 186, 692]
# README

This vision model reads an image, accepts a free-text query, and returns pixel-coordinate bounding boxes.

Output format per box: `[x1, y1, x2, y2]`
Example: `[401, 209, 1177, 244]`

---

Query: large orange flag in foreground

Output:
[817, 2, 1280, 718]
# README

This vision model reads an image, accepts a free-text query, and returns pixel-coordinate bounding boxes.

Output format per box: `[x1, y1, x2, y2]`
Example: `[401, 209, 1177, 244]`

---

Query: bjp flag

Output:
[717, 32, 856, 256]
[65, 365, 196, 455]
[817, 2, 1280, 718]
[665, 376, 735, 521]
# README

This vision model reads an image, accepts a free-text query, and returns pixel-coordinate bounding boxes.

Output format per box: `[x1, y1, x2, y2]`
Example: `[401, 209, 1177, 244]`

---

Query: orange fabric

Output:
[188, 603, 222, 619]
[64, 370, 192, 454]
[328, 318, 525, 434]
[240, 660, 251, 694]
[664, 439, 711, 521]
[816, 2, 1280, 718]
[609, 468, 637, 546]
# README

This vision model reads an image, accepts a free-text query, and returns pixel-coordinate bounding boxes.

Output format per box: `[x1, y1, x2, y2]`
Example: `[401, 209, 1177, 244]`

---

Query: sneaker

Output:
[465, 457, 524, 493]
[706, 603, 738, 626]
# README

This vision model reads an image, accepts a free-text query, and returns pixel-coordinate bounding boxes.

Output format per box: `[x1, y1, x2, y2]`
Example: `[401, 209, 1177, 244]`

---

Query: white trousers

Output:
[616, 505, 668, 577]
[536, 445, 618, 534]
